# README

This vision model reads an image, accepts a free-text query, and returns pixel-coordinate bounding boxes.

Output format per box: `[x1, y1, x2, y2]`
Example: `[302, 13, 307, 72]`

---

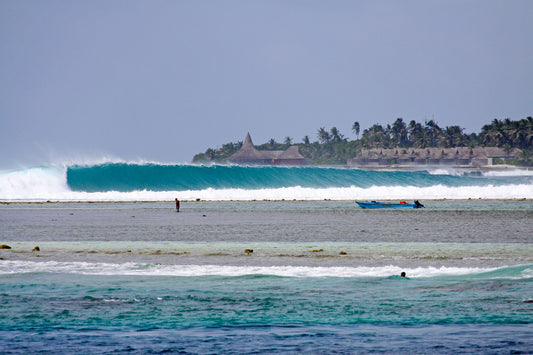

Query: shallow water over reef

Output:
[1, 200, 532, 354]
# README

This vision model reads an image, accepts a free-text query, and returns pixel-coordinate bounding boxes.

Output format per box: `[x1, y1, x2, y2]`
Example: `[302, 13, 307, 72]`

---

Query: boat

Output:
[356, 200, 424, 209]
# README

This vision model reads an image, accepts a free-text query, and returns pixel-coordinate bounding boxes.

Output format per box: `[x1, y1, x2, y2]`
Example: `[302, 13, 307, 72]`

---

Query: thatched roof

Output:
[228, 133, 304, 162]
[229, 133, 267, 160]
[277, 146, 305, 159]
[356, 147, 518, 160]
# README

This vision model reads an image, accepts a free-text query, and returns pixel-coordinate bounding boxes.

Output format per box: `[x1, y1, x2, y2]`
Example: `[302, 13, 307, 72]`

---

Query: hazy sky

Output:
[1, 0, 532, 167]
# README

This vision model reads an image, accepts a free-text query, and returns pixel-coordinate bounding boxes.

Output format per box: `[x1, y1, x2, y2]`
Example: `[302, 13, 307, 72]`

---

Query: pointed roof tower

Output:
[243, 132, 254, 148]
[228, 133, 264, 161]
[228, 133, 305, 165]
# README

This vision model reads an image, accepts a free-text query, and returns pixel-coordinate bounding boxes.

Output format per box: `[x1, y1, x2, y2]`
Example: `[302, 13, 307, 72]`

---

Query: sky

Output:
[1, 0, 532, 167]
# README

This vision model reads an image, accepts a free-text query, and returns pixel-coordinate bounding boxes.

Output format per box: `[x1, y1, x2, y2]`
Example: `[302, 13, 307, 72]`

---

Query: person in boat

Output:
[175, 198, 180, 212]
[414, 200, 424, 208]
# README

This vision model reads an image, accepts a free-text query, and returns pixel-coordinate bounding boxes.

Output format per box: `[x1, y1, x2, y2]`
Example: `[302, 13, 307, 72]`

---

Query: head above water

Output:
[401, 272, 407, 277]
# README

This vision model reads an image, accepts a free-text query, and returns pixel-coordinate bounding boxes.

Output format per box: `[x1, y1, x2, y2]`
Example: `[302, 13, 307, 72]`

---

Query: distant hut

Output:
[455, 148, 472, 166]
[397, 149, 415, 165]
[440, 149, 456, 165]
[470, 147, 519, 166]
[275, 146, 306, 165]
[228, 133, 305, 165]
[348, 146, 520, 167]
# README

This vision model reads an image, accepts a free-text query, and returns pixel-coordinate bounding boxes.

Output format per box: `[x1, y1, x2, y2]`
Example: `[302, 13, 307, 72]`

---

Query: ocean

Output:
[1, 163, 532, 354]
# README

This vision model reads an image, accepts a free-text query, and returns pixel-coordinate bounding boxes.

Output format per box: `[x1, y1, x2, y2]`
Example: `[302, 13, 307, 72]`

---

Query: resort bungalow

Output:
[348, 147, 520, 168]
[228, 133, 306, 165]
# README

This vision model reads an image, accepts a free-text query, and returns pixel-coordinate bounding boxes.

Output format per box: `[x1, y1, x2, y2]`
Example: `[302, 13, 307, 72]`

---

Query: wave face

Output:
[66, 163, 488, 192]
[1, 162, 533, 201]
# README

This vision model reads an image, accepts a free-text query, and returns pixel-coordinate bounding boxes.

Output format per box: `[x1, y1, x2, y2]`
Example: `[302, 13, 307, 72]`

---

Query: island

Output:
[193, 117, 532, 168]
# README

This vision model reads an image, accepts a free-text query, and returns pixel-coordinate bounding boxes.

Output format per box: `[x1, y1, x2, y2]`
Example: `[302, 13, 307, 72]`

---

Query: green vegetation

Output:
[193, 117, 533, 166]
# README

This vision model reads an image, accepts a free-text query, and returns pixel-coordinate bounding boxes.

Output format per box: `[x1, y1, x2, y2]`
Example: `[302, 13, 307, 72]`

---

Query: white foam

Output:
[0, 260, 501, 278]
[426, 167, 533, 177]
[0, 166, 71, 200]
[427, 167, 464, 176]
[169, 184, 533, 201]
[481, 169, 533, 177]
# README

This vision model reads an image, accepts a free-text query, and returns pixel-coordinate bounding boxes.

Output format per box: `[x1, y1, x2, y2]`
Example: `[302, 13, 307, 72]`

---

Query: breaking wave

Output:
[1, 162, 532, 201]
[3, 260, 532, 279]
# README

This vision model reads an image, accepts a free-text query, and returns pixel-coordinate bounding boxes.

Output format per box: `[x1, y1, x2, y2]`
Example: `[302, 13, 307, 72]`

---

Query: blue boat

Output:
[356, 200, 424, 209]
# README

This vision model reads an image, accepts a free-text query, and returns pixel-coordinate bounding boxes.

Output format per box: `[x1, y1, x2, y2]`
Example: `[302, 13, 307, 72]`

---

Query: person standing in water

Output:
[175, 198, 180, 212]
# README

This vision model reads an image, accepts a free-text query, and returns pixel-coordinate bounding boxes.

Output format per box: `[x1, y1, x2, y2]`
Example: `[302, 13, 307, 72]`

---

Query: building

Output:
[348, 147, 520, 168]
[228, 133, 305, 165]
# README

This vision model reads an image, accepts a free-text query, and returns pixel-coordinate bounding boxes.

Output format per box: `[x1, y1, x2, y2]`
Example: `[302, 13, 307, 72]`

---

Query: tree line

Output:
[193, 116, 533, 165]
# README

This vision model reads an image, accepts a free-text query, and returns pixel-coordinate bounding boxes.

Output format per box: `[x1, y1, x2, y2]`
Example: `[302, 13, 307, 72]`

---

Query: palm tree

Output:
[480, 119, 508, 146]
[317, 127, 331, 144]
[330, 127, 344, 142]
[361, 124, 389, 148]
[284, 136, 293, 146]
[424, 120, 442, 147]
[352, 121, 360, 140]
[506, 117, 533, 149]
[391, 118, 408, 147]
[443, 126, 465, 147]
[206, 148, 215, 160]
[408, 121, 426, 148]
[302, 136, 310, 145]
[221, 142, 238, 155]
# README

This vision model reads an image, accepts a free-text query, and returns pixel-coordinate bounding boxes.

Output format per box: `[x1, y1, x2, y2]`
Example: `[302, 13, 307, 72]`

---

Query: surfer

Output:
[414, 200, 424, 208]
[175, 198, 180, 212]
[401, 272, 407, 278]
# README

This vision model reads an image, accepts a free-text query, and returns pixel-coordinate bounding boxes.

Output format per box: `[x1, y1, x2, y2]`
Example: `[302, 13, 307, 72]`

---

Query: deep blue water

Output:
[2, 325, 531, 354]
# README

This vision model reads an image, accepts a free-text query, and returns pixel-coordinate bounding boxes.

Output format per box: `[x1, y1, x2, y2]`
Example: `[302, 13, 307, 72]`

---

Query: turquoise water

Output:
[2, 268, 532, 330]
[65, 163, 500, 192]
[1, 200, 532, 353]
[1, 266, 532, 353]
